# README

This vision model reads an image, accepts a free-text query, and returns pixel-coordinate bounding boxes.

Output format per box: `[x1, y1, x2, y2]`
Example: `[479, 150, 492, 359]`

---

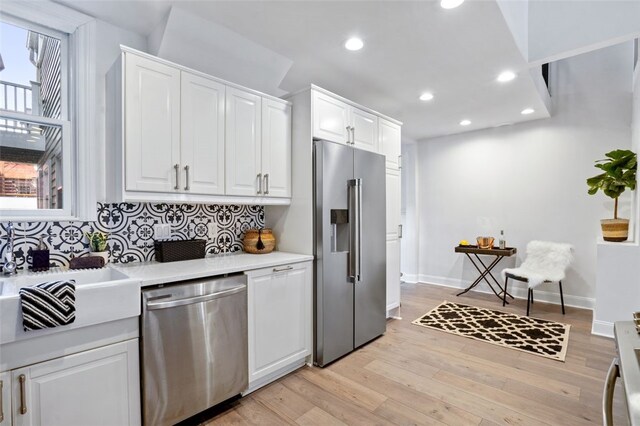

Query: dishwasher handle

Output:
[146, 284, 246, 310]
[602, 357, 620, 426]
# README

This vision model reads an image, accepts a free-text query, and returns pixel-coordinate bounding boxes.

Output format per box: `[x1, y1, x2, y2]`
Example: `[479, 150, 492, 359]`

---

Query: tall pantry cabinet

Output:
[268, 85, 402, 318]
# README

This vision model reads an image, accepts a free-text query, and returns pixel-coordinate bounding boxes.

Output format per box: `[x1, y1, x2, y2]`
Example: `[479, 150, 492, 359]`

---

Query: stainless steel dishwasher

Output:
[141, 274, 248, 426]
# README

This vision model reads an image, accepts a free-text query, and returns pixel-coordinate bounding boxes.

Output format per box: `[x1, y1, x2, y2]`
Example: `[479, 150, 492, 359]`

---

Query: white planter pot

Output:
[89, 251, 109, 264]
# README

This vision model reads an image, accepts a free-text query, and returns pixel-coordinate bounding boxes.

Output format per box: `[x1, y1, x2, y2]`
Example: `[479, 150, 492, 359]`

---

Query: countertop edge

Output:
[614, 321, 640, 425]
[111, 252, 314, 287]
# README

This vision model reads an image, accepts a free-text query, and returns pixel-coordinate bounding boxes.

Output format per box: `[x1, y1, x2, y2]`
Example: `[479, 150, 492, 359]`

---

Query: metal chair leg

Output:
[502, 276, 509, 307]
[530, 290, 534, 304]
[559, 281, 565, 315]
[527, 288, 531, 316]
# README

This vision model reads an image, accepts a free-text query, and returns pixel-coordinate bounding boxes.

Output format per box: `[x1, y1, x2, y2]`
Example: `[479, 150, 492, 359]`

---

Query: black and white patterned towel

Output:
[19, 280, 76, 331]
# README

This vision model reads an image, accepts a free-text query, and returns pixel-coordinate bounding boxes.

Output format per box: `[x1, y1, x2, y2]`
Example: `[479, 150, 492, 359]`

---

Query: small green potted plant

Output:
[85, 231, 109, 263]
[587, 149, 637, 242]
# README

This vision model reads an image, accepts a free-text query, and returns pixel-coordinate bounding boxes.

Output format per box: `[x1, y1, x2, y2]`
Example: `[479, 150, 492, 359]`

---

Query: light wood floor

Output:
[203, 283, 629, 425]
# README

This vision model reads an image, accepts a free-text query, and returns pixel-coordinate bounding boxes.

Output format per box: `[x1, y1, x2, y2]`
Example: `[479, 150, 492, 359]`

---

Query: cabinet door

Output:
[248, 262, 312, 384]
[379, 118, 402, 170]
[386, 239, 401, 312]
[124, 53, 181, 192]
[351, 107, 378, 152]
[261, 99, 291, 198]
[0, 371, 10, 426]
[12, 340, 140, 426]
[312, 90, 350, 144]
[181, 72, 226, 195]
[386, 168, 402, 240]
[225, 87, 262, 196]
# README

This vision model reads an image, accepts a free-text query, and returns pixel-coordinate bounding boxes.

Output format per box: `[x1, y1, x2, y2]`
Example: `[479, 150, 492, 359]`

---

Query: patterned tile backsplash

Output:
[0, 203, 264, 270]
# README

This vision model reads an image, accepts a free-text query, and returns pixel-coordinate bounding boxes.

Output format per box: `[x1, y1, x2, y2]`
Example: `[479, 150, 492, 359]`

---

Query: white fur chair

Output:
[501, 241, 574, 316]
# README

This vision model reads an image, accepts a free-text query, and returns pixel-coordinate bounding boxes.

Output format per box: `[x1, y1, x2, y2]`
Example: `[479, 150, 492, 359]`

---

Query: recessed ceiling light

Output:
[344, 37, 364, 51]
[460, 119, 471, 126]
[419, 92, 434, 101]
[440, 0, 464, 9]
[497, 70, 516, 82]
[521, 108, 535, 115]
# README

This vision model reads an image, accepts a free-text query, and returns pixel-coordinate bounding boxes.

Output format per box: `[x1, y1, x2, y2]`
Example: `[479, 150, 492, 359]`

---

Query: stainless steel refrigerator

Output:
[314, 139, 387, 367]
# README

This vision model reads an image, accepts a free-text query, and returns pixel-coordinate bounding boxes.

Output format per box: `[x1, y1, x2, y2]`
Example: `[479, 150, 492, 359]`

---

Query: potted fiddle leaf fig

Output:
[587, 149, 637, 242]
[85, 231, 109, 263]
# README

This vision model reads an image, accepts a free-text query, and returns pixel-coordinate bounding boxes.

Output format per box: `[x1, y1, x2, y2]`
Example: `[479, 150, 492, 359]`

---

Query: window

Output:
[0, 18, 70, 212]
[0, 2, 95, 221]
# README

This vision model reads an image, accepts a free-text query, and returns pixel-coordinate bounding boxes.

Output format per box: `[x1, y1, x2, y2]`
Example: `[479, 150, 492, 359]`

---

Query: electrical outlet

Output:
[162, 224, 172, 239]
[153, 225, 163, 240]
[207, 223, 218, 239]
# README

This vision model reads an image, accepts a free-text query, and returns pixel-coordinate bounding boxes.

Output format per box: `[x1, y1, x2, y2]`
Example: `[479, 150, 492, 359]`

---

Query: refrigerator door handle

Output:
[348, 178, 362, 283]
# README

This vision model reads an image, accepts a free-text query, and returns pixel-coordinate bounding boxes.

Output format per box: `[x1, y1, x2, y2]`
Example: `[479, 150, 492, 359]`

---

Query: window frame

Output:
[0, 1, 95, 222]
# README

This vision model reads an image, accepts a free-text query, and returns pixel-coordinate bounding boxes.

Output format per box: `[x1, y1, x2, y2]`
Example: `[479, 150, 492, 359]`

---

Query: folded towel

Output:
[19, 280, 76, 331]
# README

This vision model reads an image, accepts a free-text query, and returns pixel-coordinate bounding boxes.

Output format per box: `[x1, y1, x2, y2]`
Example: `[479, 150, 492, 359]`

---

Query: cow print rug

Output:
[412, 301, 570, 361]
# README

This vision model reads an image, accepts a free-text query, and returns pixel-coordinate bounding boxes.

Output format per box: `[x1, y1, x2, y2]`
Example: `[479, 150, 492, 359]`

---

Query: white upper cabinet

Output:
[225, 87, 262, 196]
[180, 72, 226, 195]
[379, 117, 402, 170]
[312, 90, 350, 144]
[311, 89, 379, 150]
[262, 99, 292, 198]
[350, 107, 378, 152]
[108, 47, 292, 204]
[124, 52, 180, 193]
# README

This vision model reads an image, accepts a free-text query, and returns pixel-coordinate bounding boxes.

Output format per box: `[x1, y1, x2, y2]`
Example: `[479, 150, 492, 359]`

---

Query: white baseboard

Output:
[417, 274, 595, 310]
[401, 274, 419, 284]
[591, 320, 614, 338]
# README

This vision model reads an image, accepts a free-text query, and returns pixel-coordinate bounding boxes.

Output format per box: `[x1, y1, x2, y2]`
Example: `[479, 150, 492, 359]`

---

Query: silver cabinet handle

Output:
[398, 155, 402, 169]
[19, 374, 26, 415]
[264, 173, 269, 195]
[352, 126, 356, 144]
[184, 165, 190, 191]
[602, 358, 619, 426]
[348, 178, 362, 283]
[273, 265, 293, 273]
[398, 224, 403, 239]
[345, 126, 351, 144]
[257, 173, 262, 194]
[173, 164, 180, 190]
[0, 379, 4, 422]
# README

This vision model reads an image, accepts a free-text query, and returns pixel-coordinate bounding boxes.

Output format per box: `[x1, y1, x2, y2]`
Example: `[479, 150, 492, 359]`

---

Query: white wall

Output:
[593, 54, 640, 337]
[94, 20, 147, 201]
[414, 42, 634, 308]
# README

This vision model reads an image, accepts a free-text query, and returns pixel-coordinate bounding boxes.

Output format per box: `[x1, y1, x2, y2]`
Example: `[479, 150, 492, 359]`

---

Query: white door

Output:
[386, 239, 401, 312]
[261, 99, 291, 198]
[12, 340, 140, 426]
[247, 262, 312, 384]
[312, 90, 350, 144]
[386, 168, 402, 240]
[180, 72, 226, 195]
[124, 52, 180, 192]
[379, 118, 402, 170]
[0, 371, 10, 426]
[386, 168, 401, 314]
[225, 87, 262, 196]
[350, 107, 378, 152]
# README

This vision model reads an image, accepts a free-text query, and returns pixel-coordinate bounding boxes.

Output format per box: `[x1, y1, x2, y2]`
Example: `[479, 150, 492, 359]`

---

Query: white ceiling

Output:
[56, 0, 554, 140]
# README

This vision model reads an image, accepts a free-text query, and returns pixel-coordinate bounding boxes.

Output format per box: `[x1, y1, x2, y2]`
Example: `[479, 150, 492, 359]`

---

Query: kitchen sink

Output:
[0, 267, 130, 296]
[0, 266, 141, 345]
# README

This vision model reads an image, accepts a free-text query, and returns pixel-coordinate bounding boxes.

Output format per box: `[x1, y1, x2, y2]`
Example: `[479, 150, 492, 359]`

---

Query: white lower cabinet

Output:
[386, 238, 401, 314]
[5, 339, 140, 426]
[0, 371, 10, 426]
[246, 261, 312, 392]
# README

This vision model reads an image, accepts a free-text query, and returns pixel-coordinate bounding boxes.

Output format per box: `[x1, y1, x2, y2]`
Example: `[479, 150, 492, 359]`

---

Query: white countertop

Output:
[112, 251, 314, 286]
